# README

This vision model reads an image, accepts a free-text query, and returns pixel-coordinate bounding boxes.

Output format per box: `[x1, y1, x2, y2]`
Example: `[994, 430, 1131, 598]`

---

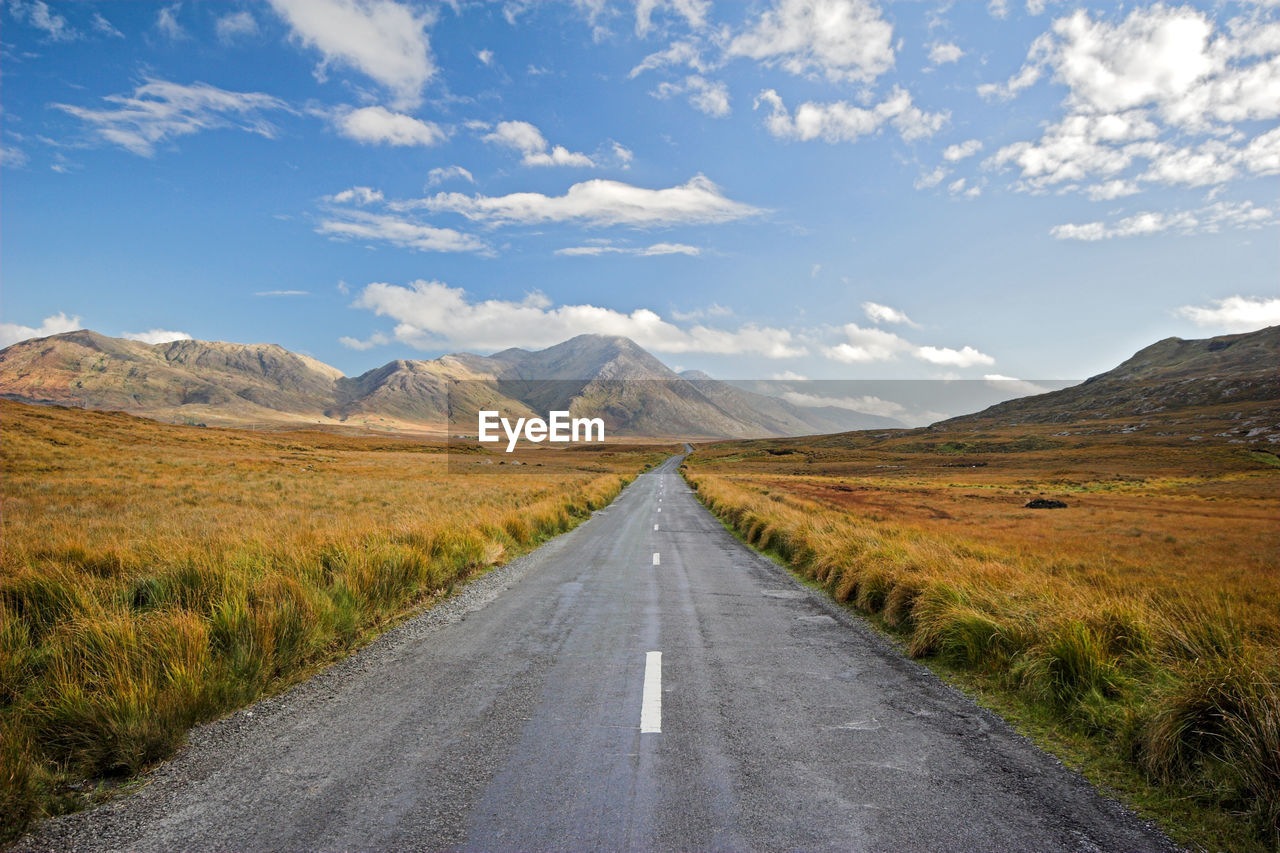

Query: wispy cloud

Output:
[54, 78, 289, 157]
[483, 120, 594, 167]
[254, 290, 310, 297]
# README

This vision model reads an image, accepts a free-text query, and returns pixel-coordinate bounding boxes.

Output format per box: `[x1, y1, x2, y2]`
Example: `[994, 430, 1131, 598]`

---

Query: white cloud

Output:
[339, 331, 390, 350]
[54, 78, 288, 157]
[254, 290, 310, 297]
[334, 105, 446, 146]
[824, 323, 914, 362]
[411, 174, 762, 227]
[483, 120, 595, 167]
[980, 6, 1280, 204]
[863, 301, 919, 326]
[916, 345, 995, 367]
[347, 279, 806, 357]
[770, 370, 808, 381]
[629, 40, 710, 77]
[316, 209, 490, 254]
[825, 322, 993, 367]
[216, 11, 259, 43]
[268, 0, 435, 109]
[942, 139, 983, 161]
[727, 0, 895, 83]
[555, 242, 701, 257]
[652, 75, 731, 117]
[12, 0, 79, 41]
[1085, 179, 1140, 200]
[123, 328, 192, 344]
[914, 165, 949, 188]
[928, 41, 964, 65]
[1051, 200, 1276, 240]
[1176, 295, 1280, 332]
[635, 0, 709, 36]
[477, 48, 494, 66]
[1, 145, 29, 168]
[91, 12, 123, 38]
[156, 4, 187, 40]
[781, 390, 906, 418]
[327, 186, 384, 205]
[671, 303, 733, 321]
[755, 87, 947, 143]
[0, 312, 83, 348]
[427, 165, 475, 187]
[983, 374, 1050, 396]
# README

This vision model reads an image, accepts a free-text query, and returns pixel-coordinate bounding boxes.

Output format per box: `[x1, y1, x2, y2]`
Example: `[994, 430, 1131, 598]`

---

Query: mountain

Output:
[0, 331, 896, 438]
[938, 325, 1280, 430]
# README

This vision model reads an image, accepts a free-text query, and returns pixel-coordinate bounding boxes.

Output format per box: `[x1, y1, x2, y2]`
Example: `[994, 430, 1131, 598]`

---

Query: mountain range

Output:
[2, 326, 1276, 441]
[0, 331, 897, 438]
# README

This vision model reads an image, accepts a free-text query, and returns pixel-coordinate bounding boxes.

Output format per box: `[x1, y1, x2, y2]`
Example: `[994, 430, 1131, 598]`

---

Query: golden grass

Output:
[0, 400, 666, 838]
[685, 422, 1280, 851]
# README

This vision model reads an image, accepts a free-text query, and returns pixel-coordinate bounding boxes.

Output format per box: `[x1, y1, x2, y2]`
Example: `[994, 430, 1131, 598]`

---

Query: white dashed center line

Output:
[640, 651, 662, 734]
[652, 552, 660, 565]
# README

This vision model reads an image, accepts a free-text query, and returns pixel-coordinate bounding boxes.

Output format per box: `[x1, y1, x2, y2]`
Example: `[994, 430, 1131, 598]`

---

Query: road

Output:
[16, 453, 1175, 852]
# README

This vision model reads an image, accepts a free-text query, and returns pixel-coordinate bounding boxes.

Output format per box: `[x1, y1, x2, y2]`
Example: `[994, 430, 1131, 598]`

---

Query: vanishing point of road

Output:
[16, 453, 1175, 852]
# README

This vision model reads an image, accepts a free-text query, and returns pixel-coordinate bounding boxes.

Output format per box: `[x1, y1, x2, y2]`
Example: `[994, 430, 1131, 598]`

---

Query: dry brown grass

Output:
[685, 420, 1280, 851]
[0, 400, 666, 839]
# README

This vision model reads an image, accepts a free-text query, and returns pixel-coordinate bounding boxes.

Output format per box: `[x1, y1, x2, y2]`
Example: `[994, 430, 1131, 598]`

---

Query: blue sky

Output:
[2, 0, 1277, 383]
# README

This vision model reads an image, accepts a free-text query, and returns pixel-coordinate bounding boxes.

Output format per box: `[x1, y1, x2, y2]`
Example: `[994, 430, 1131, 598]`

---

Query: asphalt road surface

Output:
[16, 453, 1176, 852]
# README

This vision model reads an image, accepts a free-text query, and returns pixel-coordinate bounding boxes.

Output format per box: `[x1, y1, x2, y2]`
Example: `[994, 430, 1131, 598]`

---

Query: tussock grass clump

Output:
[0, 401, 658, 840]
[684, 463, 1280, 850]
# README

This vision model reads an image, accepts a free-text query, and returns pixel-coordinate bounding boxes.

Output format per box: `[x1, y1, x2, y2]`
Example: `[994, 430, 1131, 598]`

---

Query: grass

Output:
[0, 400, 667, 841]
[683, 418, 1280, 852]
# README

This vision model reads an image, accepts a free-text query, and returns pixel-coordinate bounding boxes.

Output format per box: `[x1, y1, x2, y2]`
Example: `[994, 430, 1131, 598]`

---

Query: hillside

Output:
[939, 325, 1280, 431]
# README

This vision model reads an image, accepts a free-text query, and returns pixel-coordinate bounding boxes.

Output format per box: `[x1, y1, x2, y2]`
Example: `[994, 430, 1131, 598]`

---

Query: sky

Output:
[2, 0, 1278, 386]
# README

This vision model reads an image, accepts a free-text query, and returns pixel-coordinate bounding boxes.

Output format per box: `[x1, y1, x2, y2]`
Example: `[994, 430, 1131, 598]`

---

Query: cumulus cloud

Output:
[427, 165, 475, 187]
[54, 78, 288, 157]
[345, 279, 806, 357]
[863, 301, 919, 326]
[1176, 295, 1280, 332]
[916, 345, 995, 367]
[979, 5, 1280, 207]
[555, 242, 700, 257]
[755, 87, 947, 143]
[334, 105, 446, 146]
[727, 0, 895, 83]
[928, 41, 964, 65]
[0, 312, 83, 348]
[483, 120, 594, 167]
[1051, 200, 1276, 240]
[123, 328, 192, 344]
[318, 210, 489, 254]
[268, 0, 435, 109]
[216, 10, 259, 43]
[652, 75, 731, 117]
[825, 322, 993, 367]
[914, 165, 949, 188]
[327, 186, 384, 205]
[476, 48, 494, 66]
[943, 139, 983, 161]
[409, 174, 762, 227]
